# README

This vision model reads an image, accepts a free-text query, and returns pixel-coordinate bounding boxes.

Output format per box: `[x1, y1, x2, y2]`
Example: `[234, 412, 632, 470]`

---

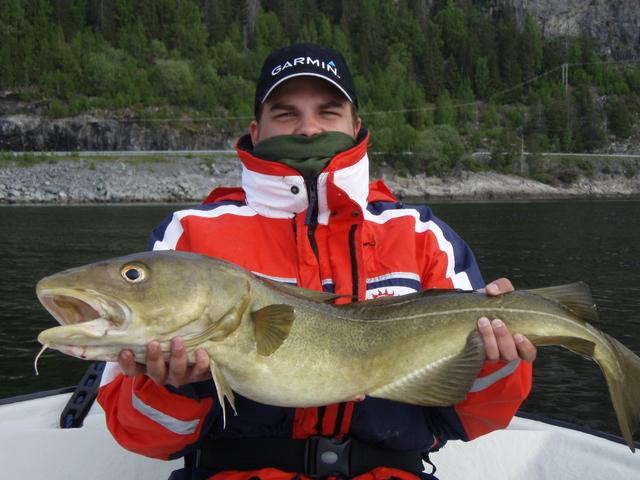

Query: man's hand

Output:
[118, 337, 212, 388]
[478, 278, 537, 363]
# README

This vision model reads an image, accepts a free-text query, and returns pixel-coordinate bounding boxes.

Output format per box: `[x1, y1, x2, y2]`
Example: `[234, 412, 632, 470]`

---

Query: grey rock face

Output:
[0, 113, 233, 151]
[507, 0, 640, 58]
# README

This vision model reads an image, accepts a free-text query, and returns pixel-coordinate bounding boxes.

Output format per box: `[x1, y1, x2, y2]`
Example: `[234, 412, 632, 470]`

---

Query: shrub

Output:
[149, 59, 194, 104]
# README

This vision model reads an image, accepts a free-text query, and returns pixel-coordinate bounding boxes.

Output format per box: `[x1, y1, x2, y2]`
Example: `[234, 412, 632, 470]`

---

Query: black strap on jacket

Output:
[192, 436, 424, 478]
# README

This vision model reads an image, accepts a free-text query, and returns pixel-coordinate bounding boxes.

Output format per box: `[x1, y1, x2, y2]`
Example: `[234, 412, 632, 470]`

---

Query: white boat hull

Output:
[0, 391, 181, 479]
[1, 391, 638, 479]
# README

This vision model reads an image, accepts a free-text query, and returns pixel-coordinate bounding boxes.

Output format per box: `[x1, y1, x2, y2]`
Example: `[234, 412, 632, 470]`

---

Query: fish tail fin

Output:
[596, 332, 640, 452]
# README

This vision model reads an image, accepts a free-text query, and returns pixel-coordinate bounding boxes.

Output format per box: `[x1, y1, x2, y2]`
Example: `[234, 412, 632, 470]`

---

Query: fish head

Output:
[36, 251, 251, 362]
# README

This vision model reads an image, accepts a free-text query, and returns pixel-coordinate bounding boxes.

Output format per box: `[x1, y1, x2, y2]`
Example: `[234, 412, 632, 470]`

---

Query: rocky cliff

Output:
[502, 0, 640, 58]
[0, 93, 235, 151]
[0, 113, 233, 152]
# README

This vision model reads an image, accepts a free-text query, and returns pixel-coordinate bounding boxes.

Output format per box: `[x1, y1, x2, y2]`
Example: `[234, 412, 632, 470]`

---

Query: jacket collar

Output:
[234, 129, 370, 223]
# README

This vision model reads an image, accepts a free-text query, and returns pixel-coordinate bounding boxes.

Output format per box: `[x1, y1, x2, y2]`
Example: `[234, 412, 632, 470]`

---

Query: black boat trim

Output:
[0, 386, 75, 406]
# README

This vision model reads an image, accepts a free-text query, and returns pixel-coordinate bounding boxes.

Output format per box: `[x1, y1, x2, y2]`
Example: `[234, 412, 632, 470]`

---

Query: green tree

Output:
[474, 56, 491, 99]
[607, 96, 632, 138]
[434, 0, 466, 65]
[40, 25, 81, 99]
[444, 55, 462, 94]
[253, 11, 287, 66]
[496, 6, 522, 93]
[523, 14, 543, 73]
[0, 0, 29, 86]
[421, 20, 445, 100]
[157, 0, 208, 58]
[200, 0, 234, 43]
[83, 51, 119, 96]
[414, 125, 465, 175]
[435, 90, 456, 126]
[573, 84, 605, 151]
[150, 59, 195, 104]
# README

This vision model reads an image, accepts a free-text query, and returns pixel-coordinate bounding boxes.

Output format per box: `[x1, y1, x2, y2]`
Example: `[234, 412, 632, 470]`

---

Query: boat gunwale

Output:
[0, 386, 75, 406]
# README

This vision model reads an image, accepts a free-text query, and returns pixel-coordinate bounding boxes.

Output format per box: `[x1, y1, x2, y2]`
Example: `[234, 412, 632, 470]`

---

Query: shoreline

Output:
[2, 155, 640, 204]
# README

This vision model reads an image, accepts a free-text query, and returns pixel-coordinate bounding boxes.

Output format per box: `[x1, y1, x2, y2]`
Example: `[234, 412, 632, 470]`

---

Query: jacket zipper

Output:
[348, 223, 359, 301]
[304, 175, 326, 435]
[304, 175, 320, 261]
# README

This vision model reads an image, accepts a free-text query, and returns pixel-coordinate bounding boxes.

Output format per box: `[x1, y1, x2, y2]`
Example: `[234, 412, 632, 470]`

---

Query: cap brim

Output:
[260, 72, 355, 105]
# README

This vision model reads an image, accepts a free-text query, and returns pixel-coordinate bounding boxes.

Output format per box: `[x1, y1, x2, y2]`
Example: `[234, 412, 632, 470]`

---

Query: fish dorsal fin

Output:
[209, 359, 237, 429]
[339, 288, 460, 312]
[252, 304, 295, 356]
[525, 282, 598, 322]
[260, 278, 344, 303]
[368, 331, 485, 406]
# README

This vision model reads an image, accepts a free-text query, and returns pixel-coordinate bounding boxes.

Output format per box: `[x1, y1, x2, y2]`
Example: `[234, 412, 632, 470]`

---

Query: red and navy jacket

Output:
[98, 130, 532, 480]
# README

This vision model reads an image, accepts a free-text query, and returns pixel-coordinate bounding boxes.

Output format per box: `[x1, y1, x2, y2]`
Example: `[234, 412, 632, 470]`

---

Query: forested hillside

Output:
[1, 0, 639, 173]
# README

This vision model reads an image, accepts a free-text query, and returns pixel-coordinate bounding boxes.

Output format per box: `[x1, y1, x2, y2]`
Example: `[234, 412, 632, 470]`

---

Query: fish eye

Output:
[121, 264, 147, 283]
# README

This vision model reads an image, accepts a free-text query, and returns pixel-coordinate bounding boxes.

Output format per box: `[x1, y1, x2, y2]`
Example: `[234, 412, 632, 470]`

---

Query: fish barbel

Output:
[35, 251, 640, 450]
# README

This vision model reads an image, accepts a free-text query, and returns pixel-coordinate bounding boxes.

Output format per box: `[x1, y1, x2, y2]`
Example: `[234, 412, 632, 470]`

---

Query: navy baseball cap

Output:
[254, 43, 358, 115]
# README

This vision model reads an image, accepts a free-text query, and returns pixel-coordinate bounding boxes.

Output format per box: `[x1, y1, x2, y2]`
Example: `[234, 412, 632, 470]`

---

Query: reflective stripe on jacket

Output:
[97, 129, 532, 480]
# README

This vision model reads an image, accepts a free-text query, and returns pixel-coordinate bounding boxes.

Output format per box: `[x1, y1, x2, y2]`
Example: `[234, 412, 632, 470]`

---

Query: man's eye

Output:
[275, 112, 295, 118]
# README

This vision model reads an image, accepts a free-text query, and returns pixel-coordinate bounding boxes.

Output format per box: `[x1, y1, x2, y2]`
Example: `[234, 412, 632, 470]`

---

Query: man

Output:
[98, 43, 536, 480]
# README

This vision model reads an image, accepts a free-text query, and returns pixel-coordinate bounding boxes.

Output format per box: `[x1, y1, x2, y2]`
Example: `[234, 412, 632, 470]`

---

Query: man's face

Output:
[250, 76, 361, 145]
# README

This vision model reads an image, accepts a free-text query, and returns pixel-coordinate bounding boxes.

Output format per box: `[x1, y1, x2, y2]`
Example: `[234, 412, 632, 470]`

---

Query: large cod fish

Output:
[36, 251, 640, 450]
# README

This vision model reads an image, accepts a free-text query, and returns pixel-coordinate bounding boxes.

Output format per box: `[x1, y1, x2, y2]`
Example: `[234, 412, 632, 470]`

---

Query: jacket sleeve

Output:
[453, 359, 532, 440]
[98, 365, 218, 459]
[417, 207, 533, 442]
[415, 206, 484, 291]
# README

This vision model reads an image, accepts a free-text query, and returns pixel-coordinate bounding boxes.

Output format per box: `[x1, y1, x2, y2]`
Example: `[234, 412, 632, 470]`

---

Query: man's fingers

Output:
[167, 337, 188, 388]
[515, 334, 537, 363]
[492, 319, 519, 362]
[478, 316, 538, 364]
[118, 350, 146, 377]
[119, 340, 213, 387]
[145, 341, 167, 384]
[188, 349, 212, 383]
[478, 317, 499, 362]
[484, 278, 515, 296]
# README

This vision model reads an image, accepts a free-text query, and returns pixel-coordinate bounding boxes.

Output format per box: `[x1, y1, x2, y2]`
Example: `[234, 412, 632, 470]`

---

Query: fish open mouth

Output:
[35, 289, 134, 367]
[39, 293, 103, 325]
[37, 288, 130, 339]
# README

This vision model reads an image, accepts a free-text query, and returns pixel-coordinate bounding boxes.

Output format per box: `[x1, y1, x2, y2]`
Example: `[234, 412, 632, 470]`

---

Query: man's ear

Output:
[354, 116, 362, 137]
[249, 120, 260, 145]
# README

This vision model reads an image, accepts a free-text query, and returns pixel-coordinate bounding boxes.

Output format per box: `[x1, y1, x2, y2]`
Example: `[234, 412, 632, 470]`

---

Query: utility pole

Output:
[562, 63, 569, 94]
[561, 63, 571, 145]
[517, 127, 526, 175]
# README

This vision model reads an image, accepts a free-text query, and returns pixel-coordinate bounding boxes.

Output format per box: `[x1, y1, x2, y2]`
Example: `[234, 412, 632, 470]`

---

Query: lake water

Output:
[1, 201, 639, 439]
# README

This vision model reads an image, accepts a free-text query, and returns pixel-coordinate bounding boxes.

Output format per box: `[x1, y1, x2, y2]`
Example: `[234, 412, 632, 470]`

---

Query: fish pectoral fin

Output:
[368, 331, 485, 406]
[525, 282, 598, 322]
[252, 304, 294, 356]
[210, 360, 236, 429]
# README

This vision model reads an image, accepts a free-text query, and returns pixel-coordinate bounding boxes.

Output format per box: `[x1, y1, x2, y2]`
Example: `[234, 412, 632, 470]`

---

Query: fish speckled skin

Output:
[36, 250, 640, 450]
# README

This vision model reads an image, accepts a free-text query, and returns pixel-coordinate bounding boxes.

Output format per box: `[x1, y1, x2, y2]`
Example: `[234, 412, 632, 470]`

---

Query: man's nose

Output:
[296, 115, 323, 136]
